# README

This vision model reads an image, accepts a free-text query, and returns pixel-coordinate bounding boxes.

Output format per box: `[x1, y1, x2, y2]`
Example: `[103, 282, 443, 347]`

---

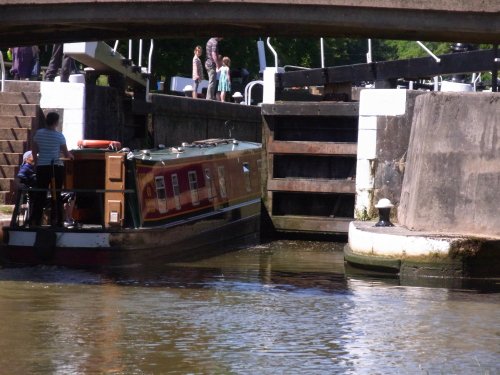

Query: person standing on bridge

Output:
[205, 37, 223, 100]
[9, 46, 36, 80]
[44, 44, 74, 82]
[192, 45, 204, 99]
[217, 57, 231, 102]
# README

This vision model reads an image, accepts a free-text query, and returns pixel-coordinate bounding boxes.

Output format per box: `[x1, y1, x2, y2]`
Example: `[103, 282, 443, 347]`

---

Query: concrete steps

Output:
[0, 92, 41, 104]
[0, 84, 41, 204]
[0, 128, 30, 140]
[0, 140, 27, 153]
[0, 153, 23, 165]
[0, 179, 15, 204]
[0, 104, 39, 117]
[3, 81, 41, 93]
[0, 165, 18, 178]
[0, 115, 36, 129]
[0, 178, 13, 191]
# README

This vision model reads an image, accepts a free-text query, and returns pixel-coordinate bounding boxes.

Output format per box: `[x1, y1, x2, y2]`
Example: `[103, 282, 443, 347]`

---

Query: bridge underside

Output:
[1, 1, 499, 46]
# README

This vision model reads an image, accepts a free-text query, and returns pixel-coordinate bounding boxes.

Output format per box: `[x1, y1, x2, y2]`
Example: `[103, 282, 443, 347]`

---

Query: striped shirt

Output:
[33, 128, 66, 166]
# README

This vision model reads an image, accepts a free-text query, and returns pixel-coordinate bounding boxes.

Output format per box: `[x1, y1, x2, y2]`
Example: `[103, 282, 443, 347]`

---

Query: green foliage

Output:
[383, 40, 451, 60]
[107, 38, 490, 84]
[8, 38, 493, 85]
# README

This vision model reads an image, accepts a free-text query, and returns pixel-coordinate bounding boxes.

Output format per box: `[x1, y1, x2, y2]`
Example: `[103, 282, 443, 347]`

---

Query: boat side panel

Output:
[134, 148, 261, 227]
[0, 200, 260, 268]
[8, 230, 110, 248]
[109, 199, 261, 250]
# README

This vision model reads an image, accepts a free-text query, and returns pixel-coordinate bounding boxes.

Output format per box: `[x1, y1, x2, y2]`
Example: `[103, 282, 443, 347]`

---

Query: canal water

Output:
[0, 240, 498, 374]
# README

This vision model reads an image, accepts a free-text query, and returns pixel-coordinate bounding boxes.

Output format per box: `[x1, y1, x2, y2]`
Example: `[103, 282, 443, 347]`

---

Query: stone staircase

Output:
[0, 82, 42, 204]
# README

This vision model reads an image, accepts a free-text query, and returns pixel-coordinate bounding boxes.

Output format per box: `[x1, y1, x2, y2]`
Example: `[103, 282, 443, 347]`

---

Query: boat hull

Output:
[1, 200, 260, 269]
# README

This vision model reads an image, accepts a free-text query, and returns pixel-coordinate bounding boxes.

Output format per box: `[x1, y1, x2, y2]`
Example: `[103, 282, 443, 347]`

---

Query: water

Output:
[0, 241, 498, 374]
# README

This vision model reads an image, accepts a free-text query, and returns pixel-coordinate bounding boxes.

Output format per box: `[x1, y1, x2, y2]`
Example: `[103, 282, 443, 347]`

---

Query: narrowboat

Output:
[1, 138, 262, 268]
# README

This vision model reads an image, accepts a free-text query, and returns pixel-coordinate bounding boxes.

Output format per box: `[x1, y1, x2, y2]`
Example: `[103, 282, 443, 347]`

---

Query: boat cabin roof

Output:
[72, 139, 261, 162]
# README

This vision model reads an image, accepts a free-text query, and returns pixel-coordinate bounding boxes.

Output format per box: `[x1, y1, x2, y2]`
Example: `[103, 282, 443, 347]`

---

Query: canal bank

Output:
[346, 90, 500, 278]
[345, 221, 500, 278]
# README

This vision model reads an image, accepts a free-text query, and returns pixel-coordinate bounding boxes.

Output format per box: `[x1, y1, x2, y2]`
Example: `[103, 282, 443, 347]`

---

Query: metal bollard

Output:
[374, 198, 394, 227]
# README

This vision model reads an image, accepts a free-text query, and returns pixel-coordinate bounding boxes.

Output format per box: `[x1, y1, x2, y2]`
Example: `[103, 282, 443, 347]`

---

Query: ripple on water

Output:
[0, 240, 498, 374]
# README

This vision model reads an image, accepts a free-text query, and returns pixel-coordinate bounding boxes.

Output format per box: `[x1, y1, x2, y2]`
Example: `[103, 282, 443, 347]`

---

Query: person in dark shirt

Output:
[15, 151, 36, 225]
[205, 37, 223, 100]
[10, 47, 36, 80]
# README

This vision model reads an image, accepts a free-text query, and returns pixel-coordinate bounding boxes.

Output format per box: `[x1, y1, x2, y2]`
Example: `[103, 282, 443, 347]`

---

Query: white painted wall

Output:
[40, 81, 85, 150]
[262, 67, 285, 104]
[355, 89, 407, 218]
[262, 67, 278, 104]
[170, 76, 208, 94]
[348, 221, 452, 257]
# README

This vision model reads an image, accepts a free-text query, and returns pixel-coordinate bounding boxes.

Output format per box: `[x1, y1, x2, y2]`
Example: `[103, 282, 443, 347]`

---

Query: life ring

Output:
[77, 140, 122, 150]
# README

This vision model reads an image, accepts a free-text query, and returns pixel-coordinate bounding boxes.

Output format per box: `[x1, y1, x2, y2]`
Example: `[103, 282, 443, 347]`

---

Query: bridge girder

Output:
[0, 1, 499, 46]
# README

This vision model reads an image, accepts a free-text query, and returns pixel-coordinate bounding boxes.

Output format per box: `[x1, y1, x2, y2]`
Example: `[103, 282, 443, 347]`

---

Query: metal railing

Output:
[266, 37, 278, 70]
[11, 187, 135, 228]
[113, 39, 154, 100]
[0, 50, 5, 92]
[244, 80, 264, 106]
[416, 41, 441, 63]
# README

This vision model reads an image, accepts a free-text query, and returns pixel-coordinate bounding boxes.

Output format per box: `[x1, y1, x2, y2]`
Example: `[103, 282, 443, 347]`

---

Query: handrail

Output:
[0, 50, 5, 92]
[472, 72, 481, 91]
[11, 187, 136, 228]
[266, 37, 278, 69]
[367, 39, 373, 63]
[415, 41, 440, 92]
[20, 187, 135, 194]
[320, 38, 325, 68]
[416, 41, 441, 63]
[138, 39, 143, 67]
[147, 40, 154, 75]
[146, 39, 154, 102]
[111, 39, 154, 97]
[244, 80, 264, 105]
[283, 65, 310, 71]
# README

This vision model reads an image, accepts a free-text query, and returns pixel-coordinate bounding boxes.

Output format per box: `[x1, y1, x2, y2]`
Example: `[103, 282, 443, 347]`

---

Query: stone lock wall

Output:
[398, 92, 500, 237]
[151, 95, 262, 147]
[355, 89, 425, 221]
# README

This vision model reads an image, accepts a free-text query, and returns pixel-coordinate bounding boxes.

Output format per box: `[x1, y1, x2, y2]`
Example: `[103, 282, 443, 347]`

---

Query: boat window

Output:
[217, 166, 227, 198]
[188, 171, 199, 206]
[242, 162, 251, 192]
[171, 173, 181, 210]
[155, 176, 168, 214]
[204, 168, 214, 201]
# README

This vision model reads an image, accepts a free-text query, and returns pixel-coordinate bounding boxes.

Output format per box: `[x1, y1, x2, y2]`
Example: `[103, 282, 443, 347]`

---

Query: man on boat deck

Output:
[29, 112, 74, 227]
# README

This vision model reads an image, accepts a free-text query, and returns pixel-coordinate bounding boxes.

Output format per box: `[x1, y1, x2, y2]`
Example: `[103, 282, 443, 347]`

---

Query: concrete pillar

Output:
[40, 81, 86, 150]
[355, 89, 418, 220]
[263, 67, 277, 104]
[398, 92, 500, 237]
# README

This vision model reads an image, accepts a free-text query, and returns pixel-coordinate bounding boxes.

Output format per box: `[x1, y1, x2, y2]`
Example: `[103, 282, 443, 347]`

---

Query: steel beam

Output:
[278, 49, 499, 88]
[0, 1, 499, 46]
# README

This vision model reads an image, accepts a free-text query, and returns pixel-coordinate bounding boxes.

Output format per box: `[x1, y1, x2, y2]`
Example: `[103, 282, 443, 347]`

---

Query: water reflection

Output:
[0, 240, 498, 374]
